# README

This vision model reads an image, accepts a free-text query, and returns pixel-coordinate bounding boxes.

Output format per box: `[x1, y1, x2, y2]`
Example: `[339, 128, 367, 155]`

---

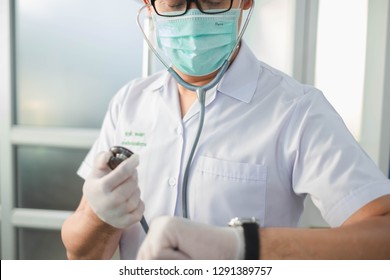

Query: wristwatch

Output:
[229, 217, 260, 260]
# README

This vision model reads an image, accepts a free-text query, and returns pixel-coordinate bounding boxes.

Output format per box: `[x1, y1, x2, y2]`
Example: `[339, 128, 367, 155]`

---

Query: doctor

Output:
[61, 0, 390, 259]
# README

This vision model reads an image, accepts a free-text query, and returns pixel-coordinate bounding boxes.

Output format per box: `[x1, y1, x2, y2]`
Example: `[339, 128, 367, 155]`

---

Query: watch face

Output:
[229, 217, 259, 227]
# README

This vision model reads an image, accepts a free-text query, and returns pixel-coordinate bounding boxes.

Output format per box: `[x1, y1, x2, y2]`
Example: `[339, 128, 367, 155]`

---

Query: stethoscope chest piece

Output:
[108, 146, 134, 170]
[107, 146, 149, 232]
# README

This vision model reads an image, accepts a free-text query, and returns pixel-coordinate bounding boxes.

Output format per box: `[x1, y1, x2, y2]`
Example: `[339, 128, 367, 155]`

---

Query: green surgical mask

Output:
[152, 9, 240, 77]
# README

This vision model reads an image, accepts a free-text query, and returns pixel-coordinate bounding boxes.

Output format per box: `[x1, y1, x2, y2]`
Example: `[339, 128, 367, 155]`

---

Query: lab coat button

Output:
[168, 177, 177, 187]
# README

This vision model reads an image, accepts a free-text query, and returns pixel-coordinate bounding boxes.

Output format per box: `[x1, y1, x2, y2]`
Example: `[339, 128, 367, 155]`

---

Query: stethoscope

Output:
[108, 1, 255, 233]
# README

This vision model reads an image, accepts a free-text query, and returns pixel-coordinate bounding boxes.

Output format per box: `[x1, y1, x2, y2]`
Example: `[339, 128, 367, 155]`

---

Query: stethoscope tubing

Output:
[135, 1, 255, 229]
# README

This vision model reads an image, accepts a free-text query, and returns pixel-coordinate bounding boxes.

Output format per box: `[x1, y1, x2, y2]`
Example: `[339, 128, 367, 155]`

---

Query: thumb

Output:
[91, 151, 112, 178]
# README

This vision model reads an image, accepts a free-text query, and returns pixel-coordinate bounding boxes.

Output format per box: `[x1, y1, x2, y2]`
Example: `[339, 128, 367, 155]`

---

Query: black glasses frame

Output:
[150, 0, 234, 17]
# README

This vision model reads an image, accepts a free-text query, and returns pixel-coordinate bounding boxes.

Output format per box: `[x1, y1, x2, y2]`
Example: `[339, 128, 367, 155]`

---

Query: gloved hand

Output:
[137, 216, 245, 260]
[83, 151, 144, 229]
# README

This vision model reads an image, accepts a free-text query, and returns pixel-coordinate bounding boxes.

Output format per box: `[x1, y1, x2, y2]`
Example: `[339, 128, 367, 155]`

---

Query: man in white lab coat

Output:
[61, 0, 390, 259]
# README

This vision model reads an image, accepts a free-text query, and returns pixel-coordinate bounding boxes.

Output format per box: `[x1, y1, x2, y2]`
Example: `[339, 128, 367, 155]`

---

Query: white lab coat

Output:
[78, 42, 390, 259]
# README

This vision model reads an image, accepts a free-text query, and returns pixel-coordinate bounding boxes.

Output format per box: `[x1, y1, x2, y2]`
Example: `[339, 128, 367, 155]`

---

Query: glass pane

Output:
[18, 228, 66, 260]
[315, 0, 368, 140]
[244, 0, 295, 75]
[14, 0, 144, 128]
[16, 146, 86, 211]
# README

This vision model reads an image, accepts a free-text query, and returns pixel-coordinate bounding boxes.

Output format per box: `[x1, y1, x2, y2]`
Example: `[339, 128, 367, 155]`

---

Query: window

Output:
[315, 0, 368, 140]
[1, 0, 144, 259]
[244, 0, 295, 75]
[15, 0, 144, 128]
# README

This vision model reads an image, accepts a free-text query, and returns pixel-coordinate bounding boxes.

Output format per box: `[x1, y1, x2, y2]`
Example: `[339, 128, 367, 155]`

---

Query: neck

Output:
[174, 65, 220, 118]
[176, 70, 217, 93]
[175, 43, 241, 94]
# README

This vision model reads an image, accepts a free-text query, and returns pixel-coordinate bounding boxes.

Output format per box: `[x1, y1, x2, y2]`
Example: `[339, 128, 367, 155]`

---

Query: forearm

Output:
[61, 201, 122, 260]
[260, 214, 390, 259]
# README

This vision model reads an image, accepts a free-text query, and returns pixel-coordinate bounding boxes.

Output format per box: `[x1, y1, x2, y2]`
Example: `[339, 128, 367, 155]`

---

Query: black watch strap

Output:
[229, 217, 260, 260]
[241, 222, 259, 260]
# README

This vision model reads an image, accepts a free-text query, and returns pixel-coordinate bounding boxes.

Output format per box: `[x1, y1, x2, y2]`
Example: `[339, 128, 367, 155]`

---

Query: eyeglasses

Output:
[150, 0, 234, 17]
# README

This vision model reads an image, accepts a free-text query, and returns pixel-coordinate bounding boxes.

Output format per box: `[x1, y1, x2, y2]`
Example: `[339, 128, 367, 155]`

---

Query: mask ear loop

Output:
[137, 4, 170, 70]
[136, 1, 256, 219]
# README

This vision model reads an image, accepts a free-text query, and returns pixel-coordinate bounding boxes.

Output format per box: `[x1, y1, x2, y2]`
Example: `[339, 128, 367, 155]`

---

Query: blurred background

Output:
[1, 0, 389, 259]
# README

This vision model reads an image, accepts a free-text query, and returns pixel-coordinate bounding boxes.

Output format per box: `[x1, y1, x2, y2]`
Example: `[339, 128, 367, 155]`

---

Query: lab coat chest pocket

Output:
[192, 156, 267, 226]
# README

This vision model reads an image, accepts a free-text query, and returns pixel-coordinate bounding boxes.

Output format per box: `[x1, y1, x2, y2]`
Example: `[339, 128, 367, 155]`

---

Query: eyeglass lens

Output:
[152, 0, 234, 16]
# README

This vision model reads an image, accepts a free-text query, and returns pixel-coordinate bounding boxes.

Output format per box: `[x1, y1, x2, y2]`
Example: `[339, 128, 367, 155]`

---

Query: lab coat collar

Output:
[217, 41, 261, 104]
[145, 71, 172, 93]
[144, 41, 261, 104]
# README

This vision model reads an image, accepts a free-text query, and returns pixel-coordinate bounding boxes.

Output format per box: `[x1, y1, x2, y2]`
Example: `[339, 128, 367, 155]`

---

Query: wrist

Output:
[230, 226, 245, 259]
[229, 217, 260, 260]
[84, 203, 120, 233]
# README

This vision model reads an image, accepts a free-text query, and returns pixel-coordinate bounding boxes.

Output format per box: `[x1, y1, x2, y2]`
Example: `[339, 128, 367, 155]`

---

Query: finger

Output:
[106, 182, 140, 208]
[91, 151, 113, 178]
[116, 203, 144, 228]
[126, 192, 142, 213]
[110, 179, 139, 203]
[156, 250, 191, 260]
[125, 188, 141, 213]
[137, 249, 191, 260]
[103, 154, 139, 191]
[129, 200, 145, 219]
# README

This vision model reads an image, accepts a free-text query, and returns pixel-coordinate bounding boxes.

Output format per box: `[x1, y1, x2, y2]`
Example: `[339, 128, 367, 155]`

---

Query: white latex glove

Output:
[137, 216, 245, 260]
[83, 151, 144, 229]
